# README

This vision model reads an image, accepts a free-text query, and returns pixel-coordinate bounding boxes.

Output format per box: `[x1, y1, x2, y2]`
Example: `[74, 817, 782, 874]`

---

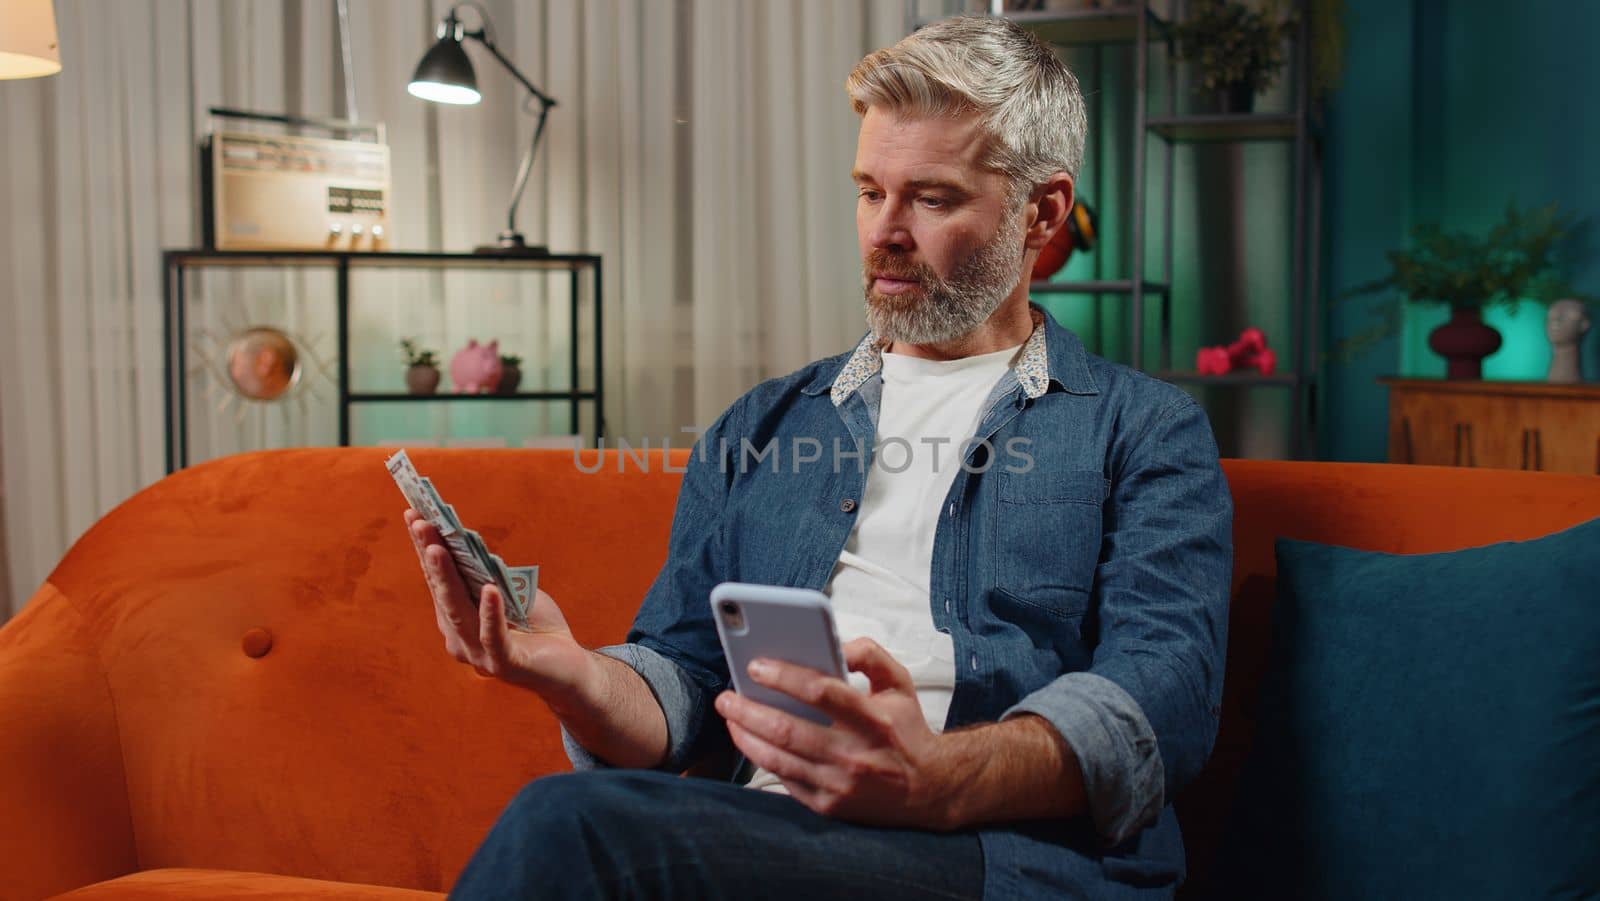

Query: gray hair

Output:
[846, 16, 1087, 200]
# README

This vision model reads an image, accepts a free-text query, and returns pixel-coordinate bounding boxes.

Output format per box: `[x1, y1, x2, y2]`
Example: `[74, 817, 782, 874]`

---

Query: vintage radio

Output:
[202, 109, 392, 251]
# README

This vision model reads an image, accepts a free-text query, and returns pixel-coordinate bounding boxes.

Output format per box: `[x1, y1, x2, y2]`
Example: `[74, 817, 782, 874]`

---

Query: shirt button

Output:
[944, 598, 952, 614]
[969, 653, 979, 672]
[947, 502, 956, 518]
[839, 497, 857, 513]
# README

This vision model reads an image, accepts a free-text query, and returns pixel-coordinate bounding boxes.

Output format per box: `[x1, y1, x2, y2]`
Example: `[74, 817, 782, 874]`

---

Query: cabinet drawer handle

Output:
[1521, 429, 1544, 471]
[1454, 423, 1475, 467]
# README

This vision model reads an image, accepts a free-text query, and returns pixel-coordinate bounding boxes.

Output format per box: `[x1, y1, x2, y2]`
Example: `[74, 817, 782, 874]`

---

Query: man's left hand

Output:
[715, 637, 959, 830]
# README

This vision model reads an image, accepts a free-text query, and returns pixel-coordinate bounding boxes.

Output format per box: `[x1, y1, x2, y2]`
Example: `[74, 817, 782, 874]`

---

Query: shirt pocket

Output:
[992, 467, 1107, 620]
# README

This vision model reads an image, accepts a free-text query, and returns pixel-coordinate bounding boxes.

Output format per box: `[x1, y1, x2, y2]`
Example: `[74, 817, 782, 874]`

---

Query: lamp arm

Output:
[505, 102, 552, 237]
[465, 31, 558, 110]
[449, 4, 558, 242]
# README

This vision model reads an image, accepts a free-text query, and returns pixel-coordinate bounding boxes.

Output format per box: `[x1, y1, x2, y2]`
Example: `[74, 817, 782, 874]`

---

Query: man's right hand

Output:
[405, 510, 594, 704]
[405, 509, 670, 768]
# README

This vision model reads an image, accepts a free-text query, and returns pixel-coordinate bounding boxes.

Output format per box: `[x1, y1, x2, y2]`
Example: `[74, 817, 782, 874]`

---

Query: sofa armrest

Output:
[0, 584, 138, 901]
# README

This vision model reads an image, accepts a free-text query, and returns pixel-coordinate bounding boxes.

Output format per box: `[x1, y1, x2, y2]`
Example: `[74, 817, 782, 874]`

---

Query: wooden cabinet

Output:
[1381, 378, 1600, 474]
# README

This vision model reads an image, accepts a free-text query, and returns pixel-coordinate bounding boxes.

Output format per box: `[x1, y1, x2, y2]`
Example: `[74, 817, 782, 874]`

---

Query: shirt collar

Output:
[815, 303, 1079, 406]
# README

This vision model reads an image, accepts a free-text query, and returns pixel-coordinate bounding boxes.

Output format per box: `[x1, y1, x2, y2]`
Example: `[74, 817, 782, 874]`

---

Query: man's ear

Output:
[1024, 173, 1075, 250]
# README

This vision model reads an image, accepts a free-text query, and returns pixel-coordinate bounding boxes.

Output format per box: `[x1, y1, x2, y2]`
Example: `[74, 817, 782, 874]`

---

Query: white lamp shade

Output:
[0, 0, 62, 79]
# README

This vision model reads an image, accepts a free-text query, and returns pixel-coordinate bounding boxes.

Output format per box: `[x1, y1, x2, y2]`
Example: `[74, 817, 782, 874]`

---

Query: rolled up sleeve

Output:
[562, 643, 714, 772]
[1001, 671, 1164, 845]
[1005, 394, 1232, 845]
[560, 397, 747, 776]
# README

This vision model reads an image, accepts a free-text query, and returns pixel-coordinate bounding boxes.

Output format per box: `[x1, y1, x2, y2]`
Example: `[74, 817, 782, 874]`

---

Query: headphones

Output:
[1065, 198, 1097, 252]
[1031, 197, 1098, 281]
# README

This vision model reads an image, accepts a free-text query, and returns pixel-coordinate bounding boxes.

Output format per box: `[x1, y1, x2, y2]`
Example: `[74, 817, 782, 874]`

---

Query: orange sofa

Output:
[3, 448, 1598, 900]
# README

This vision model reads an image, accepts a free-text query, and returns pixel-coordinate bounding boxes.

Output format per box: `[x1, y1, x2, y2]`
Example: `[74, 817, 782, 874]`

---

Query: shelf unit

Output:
[910, 1, 1323, 458]
[161, 249, 604, 472]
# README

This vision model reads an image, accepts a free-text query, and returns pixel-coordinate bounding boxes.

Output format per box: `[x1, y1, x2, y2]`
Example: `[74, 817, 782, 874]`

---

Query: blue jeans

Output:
[449, 770, 984, 900]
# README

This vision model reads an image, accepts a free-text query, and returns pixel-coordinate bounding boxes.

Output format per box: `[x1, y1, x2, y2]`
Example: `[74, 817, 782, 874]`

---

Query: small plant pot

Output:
[406, 364, 441, 395]
[1214, 81, 1257, 115]
[496, 363, 523, 396]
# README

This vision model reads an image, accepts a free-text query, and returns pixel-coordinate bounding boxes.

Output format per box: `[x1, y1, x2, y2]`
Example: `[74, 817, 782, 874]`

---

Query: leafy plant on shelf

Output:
[1331, 203, 1584, 361]
[400, 338, 439, 368]
[499, 353, 522, 367]
[1173, 0, 1296, 95]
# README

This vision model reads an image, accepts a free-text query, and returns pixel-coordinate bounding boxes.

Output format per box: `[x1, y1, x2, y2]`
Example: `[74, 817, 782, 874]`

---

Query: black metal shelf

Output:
[1147, 114, 1300, 144]
[162, 249, 604, 472]
[163, 248, 601, 272]
[1029, 279, 1169, 295]
[916, 6, 1168, 47]
[1157, 371, 1304, 387]
[906, 2, 1323, 458]
[349, 391, 598, 403]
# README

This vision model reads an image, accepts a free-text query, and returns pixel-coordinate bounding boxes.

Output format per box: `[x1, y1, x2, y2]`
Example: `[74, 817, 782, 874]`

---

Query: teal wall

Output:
[1323, 0, 1600, 461]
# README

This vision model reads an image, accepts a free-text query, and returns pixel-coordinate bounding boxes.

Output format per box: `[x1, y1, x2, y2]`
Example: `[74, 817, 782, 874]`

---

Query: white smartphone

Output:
[710, 582, 848, 726]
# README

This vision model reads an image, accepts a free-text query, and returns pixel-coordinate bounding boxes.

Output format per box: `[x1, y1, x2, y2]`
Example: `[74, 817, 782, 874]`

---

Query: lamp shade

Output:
[0, 0, 61, 79]
[407, 36, 480, 105]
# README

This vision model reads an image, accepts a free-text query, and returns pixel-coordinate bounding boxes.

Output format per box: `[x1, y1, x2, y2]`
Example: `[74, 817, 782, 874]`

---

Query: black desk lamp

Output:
[409, 3, 558, 255]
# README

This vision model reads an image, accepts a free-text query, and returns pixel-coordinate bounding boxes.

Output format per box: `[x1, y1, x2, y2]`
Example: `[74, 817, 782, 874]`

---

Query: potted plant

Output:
[1173, 0, 1296, 114]
[400, 338, 441, 395]
[496, 353, 524, 395]
[1335, 204, 1580, 380]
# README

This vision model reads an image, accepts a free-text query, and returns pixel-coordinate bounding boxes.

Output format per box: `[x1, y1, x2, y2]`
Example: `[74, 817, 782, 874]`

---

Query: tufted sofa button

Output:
[242, 628, 274, 658]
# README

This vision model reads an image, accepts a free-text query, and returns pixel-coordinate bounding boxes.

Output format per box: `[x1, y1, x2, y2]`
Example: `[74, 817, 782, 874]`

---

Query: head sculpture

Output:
[1546, 298, 1591, 384]
[1547, 298, 1591, 347]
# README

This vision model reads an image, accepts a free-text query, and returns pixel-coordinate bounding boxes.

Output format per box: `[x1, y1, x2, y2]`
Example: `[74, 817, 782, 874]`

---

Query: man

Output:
[412, 16, 1231, 899]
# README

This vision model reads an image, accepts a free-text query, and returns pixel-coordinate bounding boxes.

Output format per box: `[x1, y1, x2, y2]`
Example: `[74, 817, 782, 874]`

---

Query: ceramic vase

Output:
[496, 362, 523, 395]
[1214, 81, 1256, 114]
[1427, 305, 1501, 380]
[405, 364, 441, 395]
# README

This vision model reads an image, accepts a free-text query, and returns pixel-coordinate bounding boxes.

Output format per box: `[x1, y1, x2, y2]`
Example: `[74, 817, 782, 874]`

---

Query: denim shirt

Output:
[565, 305, 1233, 896]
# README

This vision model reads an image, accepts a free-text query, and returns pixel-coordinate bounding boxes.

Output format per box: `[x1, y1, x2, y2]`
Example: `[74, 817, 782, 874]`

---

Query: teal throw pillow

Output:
[1219, 516, 1600, 899]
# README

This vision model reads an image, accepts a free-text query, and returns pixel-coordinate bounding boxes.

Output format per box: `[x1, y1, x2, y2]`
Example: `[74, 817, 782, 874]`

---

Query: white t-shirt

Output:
[747, 342, 1022, 793]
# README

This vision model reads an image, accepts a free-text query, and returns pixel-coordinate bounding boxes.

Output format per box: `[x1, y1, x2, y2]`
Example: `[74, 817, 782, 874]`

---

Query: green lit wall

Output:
[1323, 0, 1600, 461]
[1033, 38, 1301, 460]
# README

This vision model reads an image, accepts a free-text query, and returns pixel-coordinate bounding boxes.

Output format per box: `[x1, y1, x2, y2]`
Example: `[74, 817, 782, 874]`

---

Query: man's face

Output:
[853, 107, 1027, 345]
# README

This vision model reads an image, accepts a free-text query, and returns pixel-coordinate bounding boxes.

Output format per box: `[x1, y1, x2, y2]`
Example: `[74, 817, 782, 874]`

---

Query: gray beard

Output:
[862, 214, 1026, 346]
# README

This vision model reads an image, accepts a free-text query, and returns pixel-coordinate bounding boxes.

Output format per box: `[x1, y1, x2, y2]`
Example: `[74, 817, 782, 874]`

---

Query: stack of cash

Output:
[387, 449, 538, 630]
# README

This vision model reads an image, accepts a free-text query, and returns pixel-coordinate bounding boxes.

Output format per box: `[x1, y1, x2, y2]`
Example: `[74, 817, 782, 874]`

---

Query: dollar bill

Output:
[386, 449, 532, 630]
[420, 479, 464, 537]
[507, 565, 539, 620]
[387, 450, 456, 536]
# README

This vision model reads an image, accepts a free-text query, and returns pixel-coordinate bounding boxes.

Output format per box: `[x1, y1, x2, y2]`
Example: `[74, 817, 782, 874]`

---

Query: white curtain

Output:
[0, 0, 928, 619]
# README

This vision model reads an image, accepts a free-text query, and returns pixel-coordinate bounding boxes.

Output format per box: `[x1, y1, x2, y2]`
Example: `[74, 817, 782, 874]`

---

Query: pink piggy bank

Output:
[449, 339, 503, 393]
